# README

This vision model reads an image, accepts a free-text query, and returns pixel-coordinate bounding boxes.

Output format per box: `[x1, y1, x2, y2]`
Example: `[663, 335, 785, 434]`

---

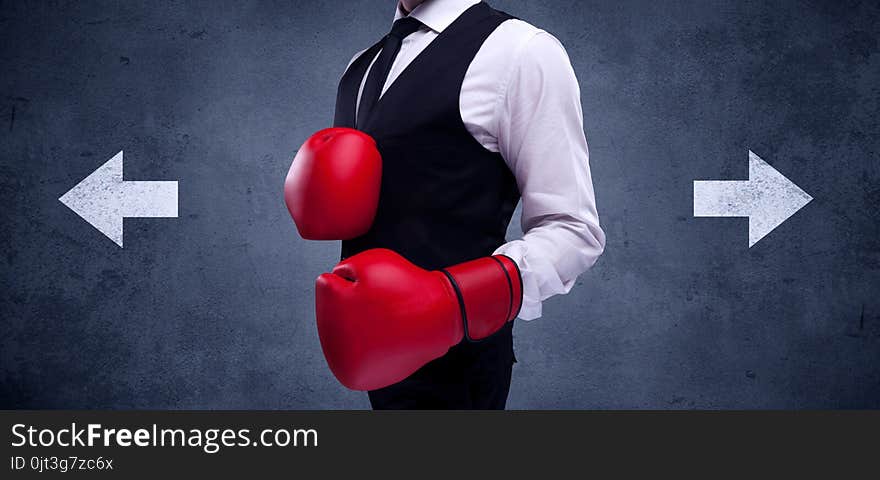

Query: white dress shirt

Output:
[346, 0, 605, 320]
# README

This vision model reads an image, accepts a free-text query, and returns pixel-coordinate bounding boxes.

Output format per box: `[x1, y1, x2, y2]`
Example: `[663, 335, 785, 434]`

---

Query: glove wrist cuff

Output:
[441, 255, 523, 341]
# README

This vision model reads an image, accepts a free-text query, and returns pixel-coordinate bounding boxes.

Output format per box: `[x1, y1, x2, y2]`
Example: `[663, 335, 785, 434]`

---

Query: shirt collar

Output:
[393, 0, 481, 33]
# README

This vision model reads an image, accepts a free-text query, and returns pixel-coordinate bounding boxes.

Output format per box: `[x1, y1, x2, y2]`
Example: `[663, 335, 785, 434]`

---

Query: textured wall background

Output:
[1, 0, 878, 409]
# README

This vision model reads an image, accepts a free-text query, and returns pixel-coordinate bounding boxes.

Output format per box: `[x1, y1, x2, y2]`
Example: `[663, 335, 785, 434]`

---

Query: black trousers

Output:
[368, 323, 515, 410]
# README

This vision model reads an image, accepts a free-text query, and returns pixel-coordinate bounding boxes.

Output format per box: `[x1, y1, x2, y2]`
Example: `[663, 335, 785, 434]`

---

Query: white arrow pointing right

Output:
[694, 150, 813, 247]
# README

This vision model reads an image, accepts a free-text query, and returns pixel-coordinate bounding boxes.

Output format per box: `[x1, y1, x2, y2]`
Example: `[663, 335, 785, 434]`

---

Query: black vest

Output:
[334, 2, 520, 271]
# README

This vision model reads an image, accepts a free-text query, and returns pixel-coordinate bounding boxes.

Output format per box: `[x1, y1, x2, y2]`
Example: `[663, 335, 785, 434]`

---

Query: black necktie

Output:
[357, 17, 423, 129]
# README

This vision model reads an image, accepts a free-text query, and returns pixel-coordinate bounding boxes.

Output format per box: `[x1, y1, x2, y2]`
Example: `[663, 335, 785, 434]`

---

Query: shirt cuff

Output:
[493, 239, 570, 321]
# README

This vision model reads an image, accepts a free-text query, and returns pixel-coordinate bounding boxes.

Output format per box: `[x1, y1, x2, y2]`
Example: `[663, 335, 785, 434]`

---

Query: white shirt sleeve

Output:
[492, 31, 606, 320]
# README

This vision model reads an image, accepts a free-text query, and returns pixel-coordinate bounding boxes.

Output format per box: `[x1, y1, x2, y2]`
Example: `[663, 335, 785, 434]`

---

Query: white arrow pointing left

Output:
[59, 150, 178, 247]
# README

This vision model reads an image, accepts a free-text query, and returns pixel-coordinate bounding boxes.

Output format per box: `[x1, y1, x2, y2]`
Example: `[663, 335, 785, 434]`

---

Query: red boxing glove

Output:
[315, 249, 522, 391]
[284, 127, 381, 240]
